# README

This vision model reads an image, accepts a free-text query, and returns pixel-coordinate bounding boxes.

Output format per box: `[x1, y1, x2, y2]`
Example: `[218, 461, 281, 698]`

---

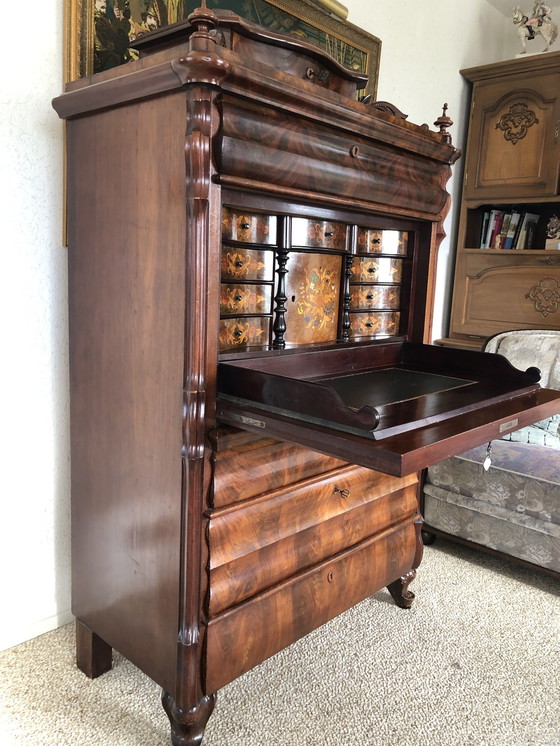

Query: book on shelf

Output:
[515, 212, 540, 249]
[503, 210, 522, 249]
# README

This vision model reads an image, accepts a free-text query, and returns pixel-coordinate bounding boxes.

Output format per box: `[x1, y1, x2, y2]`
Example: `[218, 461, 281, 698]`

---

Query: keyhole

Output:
[291, 295, 296, 302]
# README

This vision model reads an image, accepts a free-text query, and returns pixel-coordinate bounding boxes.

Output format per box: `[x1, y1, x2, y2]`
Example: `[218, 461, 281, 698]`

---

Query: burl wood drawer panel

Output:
[349, 311, 400, 337]
[291, 217, 349, 250]
[212, 434, 347, 508]
[357, 228, 408, 255]
[222, 207, 277, 245]
[208, 466, 419, 616]
[219, 283, 273, 316]
[221, 247, 275, 281]
[219, 317, 270, 350]
[349, 285, 401, 310]
[350, 256, 404, 283]
[205, 515, 419, 693]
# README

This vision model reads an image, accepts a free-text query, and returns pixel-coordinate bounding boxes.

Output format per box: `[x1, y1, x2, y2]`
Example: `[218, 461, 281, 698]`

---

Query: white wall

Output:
[0, 0, 553, 652]
[0, 0, 71, 650]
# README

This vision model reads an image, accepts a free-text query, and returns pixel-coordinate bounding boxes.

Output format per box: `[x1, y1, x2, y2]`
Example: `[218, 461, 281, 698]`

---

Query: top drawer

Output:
[357, 228, 409, 255]
[291, 217, 349, 250]
[222, 208, 278, 245]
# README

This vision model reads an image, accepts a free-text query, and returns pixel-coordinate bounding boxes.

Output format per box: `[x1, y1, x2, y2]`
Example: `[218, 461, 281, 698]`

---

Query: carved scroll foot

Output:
[162, 691, 216, 746]
[387, 569, 417, 609]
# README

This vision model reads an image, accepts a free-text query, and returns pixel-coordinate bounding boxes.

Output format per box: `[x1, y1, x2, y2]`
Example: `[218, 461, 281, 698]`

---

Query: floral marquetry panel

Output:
[221, 248, 275, 281]
[219, 317, 271, 350]
[348, 311, 400, 338]
[350, 257, 403, 283]
[356, 228, 408, 255]
[291, 218, 349, 251]
[222, 208, 278, 245]
[349, 285, 401, 310]
[220, 284, 273, 316]
[283, 253, 342, 344]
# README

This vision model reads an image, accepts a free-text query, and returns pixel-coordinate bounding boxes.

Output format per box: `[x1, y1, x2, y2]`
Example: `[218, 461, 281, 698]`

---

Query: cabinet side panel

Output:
[66, 91, 187, 691]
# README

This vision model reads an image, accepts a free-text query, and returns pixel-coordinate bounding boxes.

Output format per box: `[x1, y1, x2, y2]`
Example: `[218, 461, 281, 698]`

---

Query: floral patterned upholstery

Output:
[423, 330, 560, 574]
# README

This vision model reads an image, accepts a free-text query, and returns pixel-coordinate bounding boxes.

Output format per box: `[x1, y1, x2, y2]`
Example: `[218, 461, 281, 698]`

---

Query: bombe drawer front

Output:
[205, 514, 419, 693]
[208, 466, 419, 616]
[212, 428, 347, 508]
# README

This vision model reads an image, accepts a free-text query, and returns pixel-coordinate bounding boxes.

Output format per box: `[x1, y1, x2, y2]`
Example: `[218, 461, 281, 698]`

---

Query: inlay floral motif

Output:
[219, 320, 266, 347]
[296, 265, 339, 330]
[222, 250, 267, 279]
[525, 277, 560, 317]
[221, 286, 269, 313]
[495, 103, 539, 145]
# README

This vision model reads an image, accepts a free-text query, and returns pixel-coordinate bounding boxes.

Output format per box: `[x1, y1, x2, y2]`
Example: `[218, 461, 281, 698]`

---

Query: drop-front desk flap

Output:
[217, 340, 560, 477]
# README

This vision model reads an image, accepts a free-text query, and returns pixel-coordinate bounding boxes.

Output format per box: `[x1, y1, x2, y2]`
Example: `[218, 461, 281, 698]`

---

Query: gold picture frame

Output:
[65, 0, 380, 97]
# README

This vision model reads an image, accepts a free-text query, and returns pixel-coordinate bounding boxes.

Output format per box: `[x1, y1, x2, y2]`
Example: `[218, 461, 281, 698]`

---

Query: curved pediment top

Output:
[133, 6, 369, 89]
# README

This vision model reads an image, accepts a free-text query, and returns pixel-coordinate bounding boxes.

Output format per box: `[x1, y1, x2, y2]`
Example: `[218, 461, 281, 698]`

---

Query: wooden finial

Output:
[434, 103, 453, 143]
[188, 1, 219, 36]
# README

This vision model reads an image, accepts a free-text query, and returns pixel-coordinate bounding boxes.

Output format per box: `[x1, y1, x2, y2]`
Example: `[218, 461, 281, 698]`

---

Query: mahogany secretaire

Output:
[52, 5, 560, 744]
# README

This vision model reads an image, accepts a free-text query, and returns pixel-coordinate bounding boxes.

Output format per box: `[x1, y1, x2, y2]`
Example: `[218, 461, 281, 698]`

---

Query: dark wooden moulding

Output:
[53, 5, 560, 745]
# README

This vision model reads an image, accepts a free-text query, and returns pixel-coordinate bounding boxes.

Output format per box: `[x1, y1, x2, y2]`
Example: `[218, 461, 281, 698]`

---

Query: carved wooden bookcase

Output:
[53, 7, 560, 744]
[439, 51, 560, 350]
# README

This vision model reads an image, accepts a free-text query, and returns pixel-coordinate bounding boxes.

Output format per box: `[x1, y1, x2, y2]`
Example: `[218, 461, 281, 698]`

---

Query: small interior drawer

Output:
[221, 247, 275, 281]
[357, 228, 409, 255]
[219, 317, 270, 350]
[291, 217, 348, 250]
[349, 285, 401, 310]
[349, 311, 401, 337]
[222, 207, 277, 244]
[350, 256, 403, 283]
[220, 283, 273, 316]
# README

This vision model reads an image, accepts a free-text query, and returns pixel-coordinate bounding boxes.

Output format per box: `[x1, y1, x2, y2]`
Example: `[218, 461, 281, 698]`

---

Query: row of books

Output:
[479, 210, 540, 250]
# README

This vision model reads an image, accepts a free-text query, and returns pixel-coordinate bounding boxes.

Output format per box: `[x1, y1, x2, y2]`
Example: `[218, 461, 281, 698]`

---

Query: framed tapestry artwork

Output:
[64, 0, 380, 97]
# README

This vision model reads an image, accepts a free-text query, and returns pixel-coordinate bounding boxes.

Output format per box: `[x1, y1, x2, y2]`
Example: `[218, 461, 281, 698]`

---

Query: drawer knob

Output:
[234, 294, 243, 301]
[365, 322, 374, 328]
[234, 260, 244, 267]
[373, 237, 382, 244]
[233, 330, 243, 337]
[368, 267, 376, 274]
[366, 294, 374, 300]
[333, 485, 350, 499]
[325, 231, 334, 237]
[240, 222, 251, 230]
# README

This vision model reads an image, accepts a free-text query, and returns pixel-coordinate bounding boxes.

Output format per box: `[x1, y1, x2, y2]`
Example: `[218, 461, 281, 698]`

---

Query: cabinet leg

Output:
[162, 691, 216, 746]
[387, 569, 416, 609]
[75, 620, 113, 679]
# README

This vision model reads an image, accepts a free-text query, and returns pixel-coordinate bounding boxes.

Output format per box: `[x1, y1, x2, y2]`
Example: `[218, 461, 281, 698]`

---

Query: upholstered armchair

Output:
[422, 330, 560, 578]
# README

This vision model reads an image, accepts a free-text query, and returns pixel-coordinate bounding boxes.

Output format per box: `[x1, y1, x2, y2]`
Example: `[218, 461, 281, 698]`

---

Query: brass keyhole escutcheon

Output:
[327, 571, 334, 583]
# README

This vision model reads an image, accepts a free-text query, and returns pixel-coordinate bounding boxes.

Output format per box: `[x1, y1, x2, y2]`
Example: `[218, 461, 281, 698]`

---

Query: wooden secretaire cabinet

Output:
[441, 52, 560, 350]
[53, 7, 560, 744]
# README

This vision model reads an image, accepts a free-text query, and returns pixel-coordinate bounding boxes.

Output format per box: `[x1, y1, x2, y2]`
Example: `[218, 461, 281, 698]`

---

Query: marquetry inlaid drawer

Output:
[220, 283, 273, 316]
[219, 317, 270, 350]
[357, 228, 408, 255]
[208, 466, 419, 618]
[349, 311, 401, 337]
[205, 508, 419, 692]
[291, 217, 348, 250]
[220, 247, 275, 281]
[349, 285, 401, 310]
[350, 256, 404, 283]
[222, 207, 277, 244]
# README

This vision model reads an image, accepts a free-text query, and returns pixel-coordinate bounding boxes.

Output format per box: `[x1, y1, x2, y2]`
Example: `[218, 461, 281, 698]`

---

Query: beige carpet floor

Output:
[1, 539, 559, 746]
